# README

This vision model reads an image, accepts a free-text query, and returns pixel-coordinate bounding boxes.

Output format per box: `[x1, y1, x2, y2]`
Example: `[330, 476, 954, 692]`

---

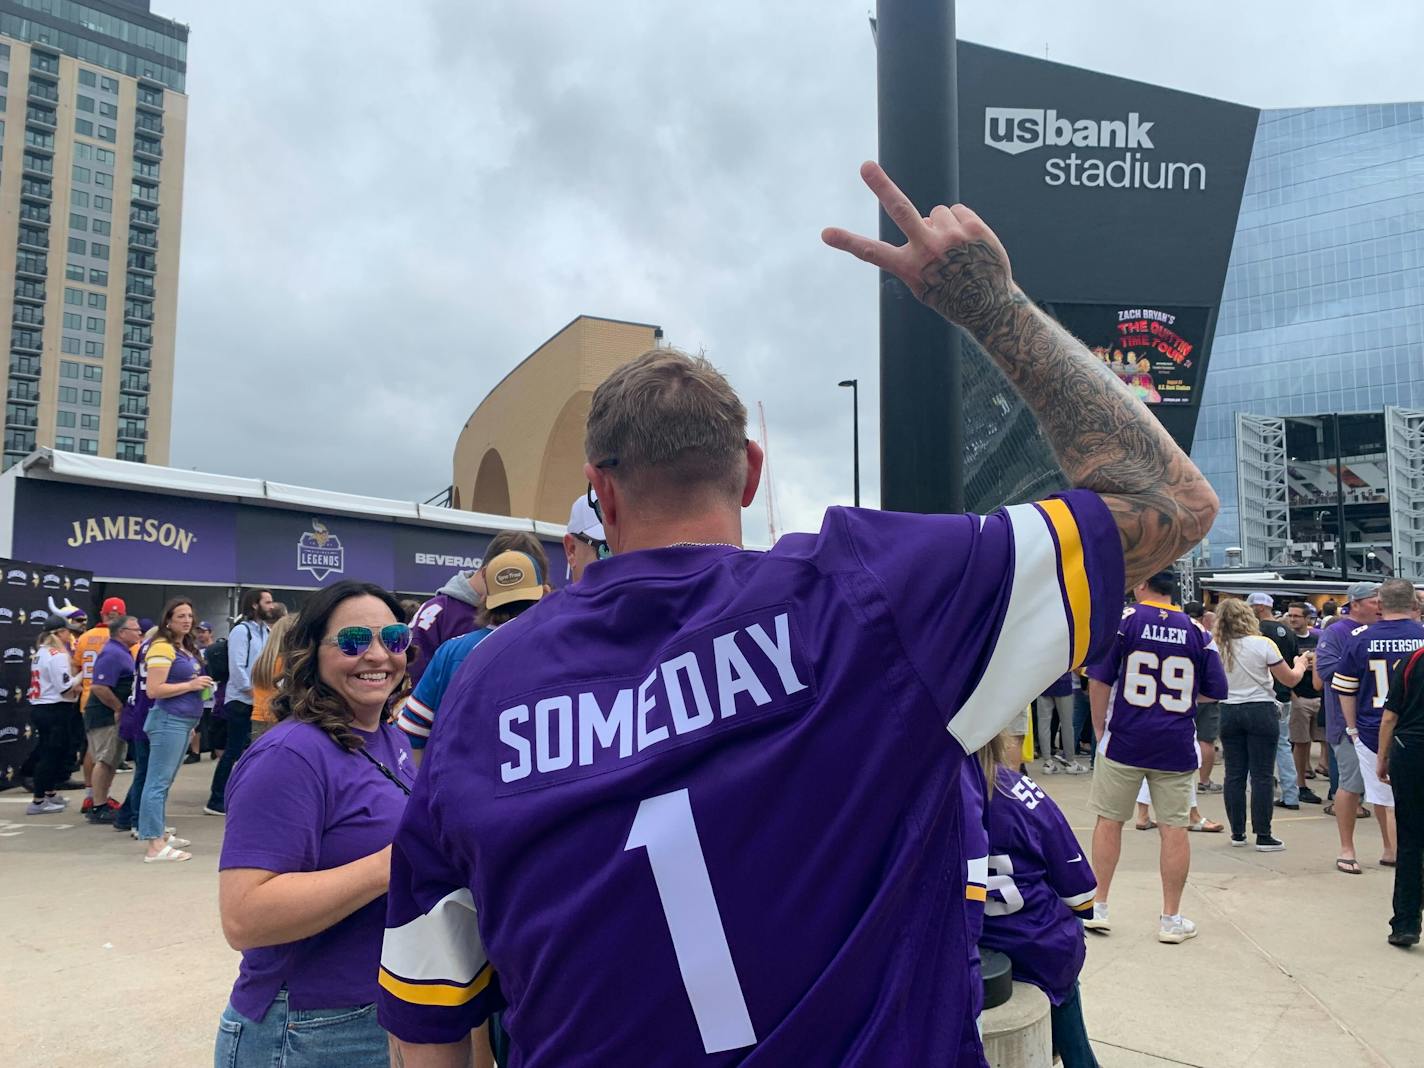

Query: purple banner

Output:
[13, 480, 237, 583]
[236, 509, 396, 590]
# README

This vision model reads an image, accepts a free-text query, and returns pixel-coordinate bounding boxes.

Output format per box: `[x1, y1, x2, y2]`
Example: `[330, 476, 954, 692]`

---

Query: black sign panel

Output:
[0, 557, 94, 792]
[954, 42, 1261, 508]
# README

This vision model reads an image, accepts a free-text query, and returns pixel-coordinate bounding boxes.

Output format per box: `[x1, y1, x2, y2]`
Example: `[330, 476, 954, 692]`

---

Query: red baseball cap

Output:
[101, 596, 126, 615]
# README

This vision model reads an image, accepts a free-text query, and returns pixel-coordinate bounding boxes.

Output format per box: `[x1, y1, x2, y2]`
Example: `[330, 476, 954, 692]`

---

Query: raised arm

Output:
[823, 162, 1219, 587]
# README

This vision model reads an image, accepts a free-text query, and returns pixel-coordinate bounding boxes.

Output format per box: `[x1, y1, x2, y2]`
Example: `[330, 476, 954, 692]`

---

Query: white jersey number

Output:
[1122, 651, 1195, 714]
[626, 789, 757, 1055]
[984, 853, 1025, 917]
[1368, 659, 1392, 709]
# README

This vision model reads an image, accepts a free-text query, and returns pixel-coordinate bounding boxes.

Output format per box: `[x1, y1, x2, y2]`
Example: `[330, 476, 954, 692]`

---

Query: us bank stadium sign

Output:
[984, 107, 1207, 191]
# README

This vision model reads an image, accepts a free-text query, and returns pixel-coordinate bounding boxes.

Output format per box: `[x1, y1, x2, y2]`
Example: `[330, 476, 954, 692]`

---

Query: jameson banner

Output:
[11, 479, 563, 593]
[0, 557, 93, 792]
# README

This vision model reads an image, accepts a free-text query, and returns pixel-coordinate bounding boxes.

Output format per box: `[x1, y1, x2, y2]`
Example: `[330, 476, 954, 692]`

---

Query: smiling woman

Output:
[214, 581, 418, 1068]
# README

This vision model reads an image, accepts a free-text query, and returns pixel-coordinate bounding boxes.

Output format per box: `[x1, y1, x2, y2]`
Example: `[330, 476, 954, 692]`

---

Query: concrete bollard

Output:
[980, 980, 1053, 1067]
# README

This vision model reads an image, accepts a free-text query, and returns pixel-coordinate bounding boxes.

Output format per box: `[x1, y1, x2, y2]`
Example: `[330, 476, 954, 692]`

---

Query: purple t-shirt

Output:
[146, 639, 204, 719]
[379, 492, 1122, 1063]
[1087, 601, 1229, 772]
[1331, 618, 1424, 752]
[1315, 616, 1357, 744]
[84, 638, 136, 728]
[959, 758, 990, 1065]
[119, 637, 154, 742]
[221, 719, 416, 1020]
[979, 768, 1097, 1005]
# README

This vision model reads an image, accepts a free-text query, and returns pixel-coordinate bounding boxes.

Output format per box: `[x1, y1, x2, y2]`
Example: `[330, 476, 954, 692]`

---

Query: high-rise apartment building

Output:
[0, 0, 187, 468]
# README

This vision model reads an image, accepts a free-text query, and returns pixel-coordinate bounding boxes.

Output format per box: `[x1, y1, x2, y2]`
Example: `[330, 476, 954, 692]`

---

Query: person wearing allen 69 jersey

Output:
[1085, 570, 1228, 944]
[379, 162, 1218, 1067]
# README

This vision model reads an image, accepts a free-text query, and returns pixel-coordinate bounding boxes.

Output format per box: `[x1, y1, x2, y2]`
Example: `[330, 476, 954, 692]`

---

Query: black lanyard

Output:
[357, 745, 412, 796]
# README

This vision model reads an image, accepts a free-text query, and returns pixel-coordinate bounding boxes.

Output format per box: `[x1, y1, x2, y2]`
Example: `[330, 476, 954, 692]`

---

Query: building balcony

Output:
[8, 357, 41, 380]
[14, 259, 46, 280]
[118, 400, 149, 417]
[117, 427, 148, 442]
[129, 231, 158, 251]
[135, 91, 164, 114]
[6, 411, 37, 430]
[126, 256, 156, 275]
[17, 232, 48, 252]
[119, 378, 149, 396]
[133, 140, 163, 161]
[130, 187, 159, 208]
[19, 206, 51, 225]
[13, 283, 46, 305]
[7, 384, 39, 403]
[10, 334, 42, 354]
[123, 330, 153, 347]
[22, 156, 53, 178]
[12, 309, 43, 328]
[25, 107, 56, 129]
[128, 209, 159, 230]
[26, 83, 58, 104]
[21, 181, 52, 203]
[121, 350, 151, 370]
[124, 304, 154, 325]
[125, 283, 155, 300]
[135, 116, 164, 136]
[23, 137, 54, 156]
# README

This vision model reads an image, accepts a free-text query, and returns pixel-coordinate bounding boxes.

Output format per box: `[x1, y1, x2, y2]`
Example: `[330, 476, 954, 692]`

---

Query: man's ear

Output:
[586, 463, 617, 530]
[741, 440, 765, 509]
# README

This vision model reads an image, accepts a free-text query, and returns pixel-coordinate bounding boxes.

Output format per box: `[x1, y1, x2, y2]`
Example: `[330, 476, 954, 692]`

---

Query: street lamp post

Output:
[838, 379, 861, 507]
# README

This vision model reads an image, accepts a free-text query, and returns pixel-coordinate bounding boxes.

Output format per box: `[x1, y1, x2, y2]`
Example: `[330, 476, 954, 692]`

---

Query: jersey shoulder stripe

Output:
[380, 887, 489, 1003]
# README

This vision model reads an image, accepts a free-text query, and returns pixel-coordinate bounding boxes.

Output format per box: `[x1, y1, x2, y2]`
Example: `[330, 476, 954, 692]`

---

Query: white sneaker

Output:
[1083, 903, 1110, 932]
[1158, 915, 1198, 944]
[25, 798, 65, 815]
[1062, 761, 1088, 775]
[1041, 761, 1059, 775]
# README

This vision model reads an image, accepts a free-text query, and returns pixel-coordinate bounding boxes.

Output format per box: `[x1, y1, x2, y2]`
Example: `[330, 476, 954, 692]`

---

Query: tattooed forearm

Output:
[919, 241, 1219, 588]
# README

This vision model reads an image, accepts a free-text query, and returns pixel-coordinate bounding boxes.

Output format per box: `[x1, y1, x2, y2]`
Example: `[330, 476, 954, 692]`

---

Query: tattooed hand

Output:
[823, 161, 1219, 588]
[821, 162, 1019, 332]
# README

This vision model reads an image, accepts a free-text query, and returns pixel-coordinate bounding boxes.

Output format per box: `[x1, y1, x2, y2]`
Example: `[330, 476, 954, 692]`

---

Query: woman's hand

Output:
[189, 674, 214, 693]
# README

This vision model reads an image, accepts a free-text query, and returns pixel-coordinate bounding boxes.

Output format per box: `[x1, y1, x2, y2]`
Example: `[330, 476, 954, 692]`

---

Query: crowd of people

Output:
[14, 163, 1424, 1067]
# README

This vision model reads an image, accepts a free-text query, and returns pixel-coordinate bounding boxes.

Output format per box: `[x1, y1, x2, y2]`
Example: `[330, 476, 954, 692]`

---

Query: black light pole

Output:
[1332, 412, 1348, 581]
[875, 0, 963, 515]
[838, 379, 861, 507]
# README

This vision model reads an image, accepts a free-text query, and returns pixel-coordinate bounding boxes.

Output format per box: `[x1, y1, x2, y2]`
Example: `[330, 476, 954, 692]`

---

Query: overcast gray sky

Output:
[158, 0, 1423, 542]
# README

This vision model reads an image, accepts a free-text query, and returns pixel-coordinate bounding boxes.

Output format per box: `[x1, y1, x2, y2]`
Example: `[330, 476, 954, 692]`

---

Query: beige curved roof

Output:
[452, 316, 662, 524]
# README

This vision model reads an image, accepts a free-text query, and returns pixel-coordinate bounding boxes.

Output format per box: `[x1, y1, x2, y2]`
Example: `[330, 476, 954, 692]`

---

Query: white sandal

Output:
[165, 835, 192, 849]
[143, 843, 192, 863]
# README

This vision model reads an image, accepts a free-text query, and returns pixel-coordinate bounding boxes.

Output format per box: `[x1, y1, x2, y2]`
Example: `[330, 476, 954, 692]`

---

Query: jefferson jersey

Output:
[1087, 599, 1228, 772]
[1332, 618, 1424, 751]
[379, 493, 1123, 1066]
[979, 768, 1096, 1005]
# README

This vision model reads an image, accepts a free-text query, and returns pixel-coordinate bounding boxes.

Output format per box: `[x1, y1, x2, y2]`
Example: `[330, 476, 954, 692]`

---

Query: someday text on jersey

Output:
[497, 609, 815, 791]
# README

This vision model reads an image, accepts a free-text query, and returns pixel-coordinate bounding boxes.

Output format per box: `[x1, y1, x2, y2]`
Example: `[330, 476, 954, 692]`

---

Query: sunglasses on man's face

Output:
[320, 623, 413, 658]
[573, 531, 613, 561]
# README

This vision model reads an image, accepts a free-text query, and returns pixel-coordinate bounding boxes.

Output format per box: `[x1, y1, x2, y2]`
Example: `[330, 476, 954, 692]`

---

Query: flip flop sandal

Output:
[1314, 766, 1329, 777]
[143, 843, 192, 863]
[1381, 859, 1398, 867]
[1336, 858, 1362, 875]
[1188, 819, 1224, 833]
[166, 835, 192, 849]
[1305, 771, 1317, 780]
[1135, 820, 1158, 831]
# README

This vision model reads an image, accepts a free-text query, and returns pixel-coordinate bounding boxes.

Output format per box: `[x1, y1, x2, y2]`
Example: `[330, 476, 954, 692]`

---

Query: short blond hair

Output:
[585, 348, 747, 501]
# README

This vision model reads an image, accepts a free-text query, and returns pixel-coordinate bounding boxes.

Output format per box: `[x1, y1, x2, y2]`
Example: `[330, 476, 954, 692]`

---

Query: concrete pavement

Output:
[1, 758, 1420, 1067]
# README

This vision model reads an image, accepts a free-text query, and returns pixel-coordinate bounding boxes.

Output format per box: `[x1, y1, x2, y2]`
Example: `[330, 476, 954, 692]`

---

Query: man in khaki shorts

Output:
[82, 615, 141, 824]
[1085, 572, 1229, 944]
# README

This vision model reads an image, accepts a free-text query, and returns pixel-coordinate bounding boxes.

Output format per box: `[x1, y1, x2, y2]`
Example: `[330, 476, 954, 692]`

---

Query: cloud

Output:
[159, 0, 1420, 542]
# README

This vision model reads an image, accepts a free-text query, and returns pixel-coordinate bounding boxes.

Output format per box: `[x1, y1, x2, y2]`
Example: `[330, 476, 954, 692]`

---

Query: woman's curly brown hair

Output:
[272, 580, 411, 752]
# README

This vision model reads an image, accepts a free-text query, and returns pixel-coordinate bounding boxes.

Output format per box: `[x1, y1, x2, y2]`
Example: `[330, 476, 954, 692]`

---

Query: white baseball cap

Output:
[1247, 592, 1275, 607]
[568, 494, 605, 541]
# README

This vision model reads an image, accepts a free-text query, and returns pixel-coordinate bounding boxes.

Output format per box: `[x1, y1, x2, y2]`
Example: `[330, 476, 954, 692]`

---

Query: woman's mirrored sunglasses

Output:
[320, 623, 413, 658]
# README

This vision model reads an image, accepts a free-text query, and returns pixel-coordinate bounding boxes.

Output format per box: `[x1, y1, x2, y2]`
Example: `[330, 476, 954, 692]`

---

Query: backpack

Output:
[205, 636, 231, 683]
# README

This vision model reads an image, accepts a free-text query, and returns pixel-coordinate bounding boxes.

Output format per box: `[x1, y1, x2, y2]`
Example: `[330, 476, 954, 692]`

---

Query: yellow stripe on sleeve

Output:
[1037, 498, 1091, 669]
[378, 963, 492, 1007]
[965, 885, 988, 902]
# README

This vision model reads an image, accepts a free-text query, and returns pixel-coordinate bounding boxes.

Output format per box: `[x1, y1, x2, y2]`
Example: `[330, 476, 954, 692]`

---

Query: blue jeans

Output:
[215, 991, 387, 1068]
[139, 705, 197, 841]
[114, 735, 149, 830]
[1051, 982, 1099, 1068]
[1274, 702, 1299, 805]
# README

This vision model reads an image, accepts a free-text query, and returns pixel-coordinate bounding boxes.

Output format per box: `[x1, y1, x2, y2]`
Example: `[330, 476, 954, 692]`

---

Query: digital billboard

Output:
[1046, 303, 1210, 407]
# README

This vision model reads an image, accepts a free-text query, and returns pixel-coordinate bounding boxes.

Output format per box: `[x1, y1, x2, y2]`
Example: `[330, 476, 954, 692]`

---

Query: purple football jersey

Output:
[119, 636, 155, 742]
[408, 580, 480, 686]
[979, 768, 1096, 1005]
[379, 493, 1122, 1065]
[1087, 600, 1228, 772]
[1331, 618, 1424, 751]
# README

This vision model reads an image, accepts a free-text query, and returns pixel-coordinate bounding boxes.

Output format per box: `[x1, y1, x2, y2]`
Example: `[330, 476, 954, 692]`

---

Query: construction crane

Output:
[758, 401, 780, 543]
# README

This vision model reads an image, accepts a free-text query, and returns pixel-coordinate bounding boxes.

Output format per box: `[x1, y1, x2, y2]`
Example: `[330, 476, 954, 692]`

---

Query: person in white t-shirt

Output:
[1215, 598, 1311, 851]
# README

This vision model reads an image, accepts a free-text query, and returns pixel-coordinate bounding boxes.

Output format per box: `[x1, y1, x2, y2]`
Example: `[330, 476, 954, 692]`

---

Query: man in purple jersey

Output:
[1334, 579, 1424, 868]
[380, 163, 1218, 1066]
[1085, 570, 1228, 944]
[1315, 582, 1380, 872]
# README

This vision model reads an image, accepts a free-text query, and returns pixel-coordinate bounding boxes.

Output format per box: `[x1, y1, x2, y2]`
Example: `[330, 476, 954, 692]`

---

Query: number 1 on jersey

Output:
[626, 789, 757, 1055]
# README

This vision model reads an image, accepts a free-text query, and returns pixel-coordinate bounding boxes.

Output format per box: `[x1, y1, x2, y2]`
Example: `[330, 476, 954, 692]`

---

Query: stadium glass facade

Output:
[1190, 103, 1424, 565]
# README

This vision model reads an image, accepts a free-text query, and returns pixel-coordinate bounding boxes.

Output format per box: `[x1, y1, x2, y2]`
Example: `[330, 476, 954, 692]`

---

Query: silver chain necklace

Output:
[668, 541, 740, 549]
